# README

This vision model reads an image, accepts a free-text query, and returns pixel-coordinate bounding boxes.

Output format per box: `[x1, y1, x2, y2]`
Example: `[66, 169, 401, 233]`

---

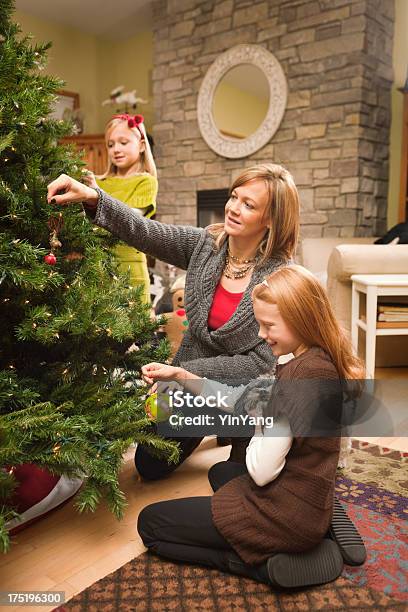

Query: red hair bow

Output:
[112, 113, 144, 131]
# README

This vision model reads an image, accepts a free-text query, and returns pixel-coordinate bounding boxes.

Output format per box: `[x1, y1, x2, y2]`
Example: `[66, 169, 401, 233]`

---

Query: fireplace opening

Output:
[197, 188, 229, 227]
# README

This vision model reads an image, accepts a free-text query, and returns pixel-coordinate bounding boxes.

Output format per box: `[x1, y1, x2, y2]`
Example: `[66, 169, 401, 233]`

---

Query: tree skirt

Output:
[56, 441, 407, 611]
[7, 464, 82, 533]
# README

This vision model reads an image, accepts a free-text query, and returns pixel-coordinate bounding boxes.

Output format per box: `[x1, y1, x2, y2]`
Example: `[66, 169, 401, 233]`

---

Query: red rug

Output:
[56, 441, 407, 611]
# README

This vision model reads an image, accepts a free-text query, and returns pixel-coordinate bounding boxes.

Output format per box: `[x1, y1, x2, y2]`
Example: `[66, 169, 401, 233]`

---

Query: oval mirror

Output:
[212, 64, 270, 140]
[198, 45, 287, 159]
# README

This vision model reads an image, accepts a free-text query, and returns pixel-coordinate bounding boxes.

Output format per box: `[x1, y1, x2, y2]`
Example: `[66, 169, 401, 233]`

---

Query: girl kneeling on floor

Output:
[137, 265, 366, 589]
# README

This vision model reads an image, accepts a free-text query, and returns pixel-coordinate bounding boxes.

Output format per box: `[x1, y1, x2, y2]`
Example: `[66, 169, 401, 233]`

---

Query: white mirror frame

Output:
[197, 45, 288, 159]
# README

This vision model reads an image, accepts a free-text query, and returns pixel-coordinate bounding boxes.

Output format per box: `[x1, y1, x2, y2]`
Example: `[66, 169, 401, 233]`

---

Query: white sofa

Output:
[327, 243, 408, 367]
[300, 238, 408, 367]
[300, 237, 375, 284]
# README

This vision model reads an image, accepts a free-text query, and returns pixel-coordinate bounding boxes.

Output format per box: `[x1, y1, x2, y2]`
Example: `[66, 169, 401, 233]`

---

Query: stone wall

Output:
[152, 0, 394, 238]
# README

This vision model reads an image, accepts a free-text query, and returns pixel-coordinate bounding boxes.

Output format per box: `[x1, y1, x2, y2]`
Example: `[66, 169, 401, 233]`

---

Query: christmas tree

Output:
[0, 0, 177, 552]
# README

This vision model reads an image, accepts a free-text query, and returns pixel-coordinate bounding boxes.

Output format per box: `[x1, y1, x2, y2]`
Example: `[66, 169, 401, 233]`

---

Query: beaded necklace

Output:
[223, 247, 257, 280]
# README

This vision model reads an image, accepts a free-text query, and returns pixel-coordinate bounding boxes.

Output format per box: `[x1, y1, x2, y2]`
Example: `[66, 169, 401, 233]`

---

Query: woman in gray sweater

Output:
[47, 163, 300, 478]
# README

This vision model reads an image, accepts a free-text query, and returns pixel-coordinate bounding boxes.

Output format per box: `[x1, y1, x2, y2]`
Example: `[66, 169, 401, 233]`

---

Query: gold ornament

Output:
[47, 215, 64, 259]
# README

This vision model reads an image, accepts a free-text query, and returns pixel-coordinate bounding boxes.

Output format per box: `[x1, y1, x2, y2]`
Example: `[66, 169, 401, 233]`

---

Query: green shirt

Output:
[96, 174, 157, 261]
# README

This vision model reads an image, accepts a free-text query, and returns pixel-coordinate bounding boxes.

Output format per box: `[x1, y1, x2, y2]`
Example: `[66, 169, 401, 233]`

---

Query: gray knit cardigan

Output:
[92, 187, 287, 382]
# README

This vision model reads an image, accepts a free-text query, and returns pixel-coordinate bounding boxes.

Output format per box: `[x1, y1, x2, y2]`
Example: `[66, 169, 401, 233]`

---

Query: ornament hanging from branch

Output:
[44, 214, 63, 265]
[44, 253, 56, 265]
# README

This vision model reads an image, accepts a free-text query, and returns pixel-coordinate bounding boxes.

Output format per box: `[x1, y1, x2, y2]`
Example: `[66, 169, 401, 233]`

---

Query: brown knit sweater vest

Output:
[211, 347, 341, 565]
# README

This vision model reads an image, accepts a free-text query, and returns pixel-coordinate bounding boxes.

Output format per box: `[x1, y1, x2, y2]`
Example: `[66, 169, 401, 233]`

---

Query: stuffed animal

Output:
[160, 275, 188, 359]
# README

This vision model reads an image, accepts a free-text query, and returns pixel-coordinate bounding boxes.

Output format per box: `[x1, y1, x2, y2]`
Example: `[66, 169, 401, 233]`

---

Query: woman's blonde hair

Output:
[99, 116, 157, 178]
[252, 264, 365, 381]
[208, 163, 300, 264]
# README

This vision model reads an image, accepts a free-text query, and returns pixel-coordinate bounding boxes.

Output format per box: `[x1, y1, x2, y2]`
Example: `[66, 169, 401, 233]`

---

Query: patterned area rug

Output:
[57, 441, 407, 611]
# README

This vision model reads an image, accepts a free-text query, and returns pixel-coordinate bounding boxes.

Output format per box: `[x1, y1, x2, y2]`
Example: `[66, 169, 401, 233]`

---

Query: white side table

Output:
[351, 274, 408, 378]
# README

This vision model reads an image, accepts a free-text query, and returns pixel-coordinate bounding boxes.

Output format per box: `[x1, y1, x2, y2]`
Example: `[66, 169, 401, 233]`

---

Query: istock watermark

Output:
[148, 378, 408, 439]
[168, 389, 231, 409]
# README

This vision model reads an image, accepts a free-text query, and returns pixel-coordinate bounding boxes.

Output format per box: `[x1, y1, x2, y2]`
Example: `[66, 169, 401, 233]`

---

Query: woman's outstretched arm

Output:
[93, 187, 203, 270]
[47, 174, 204, 270]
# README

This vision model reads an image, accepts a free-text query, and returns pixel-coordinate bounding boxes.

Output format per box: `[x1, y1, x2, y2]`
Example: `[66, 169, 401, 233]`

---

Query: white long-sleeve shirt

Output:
[199, 378, 293, 487]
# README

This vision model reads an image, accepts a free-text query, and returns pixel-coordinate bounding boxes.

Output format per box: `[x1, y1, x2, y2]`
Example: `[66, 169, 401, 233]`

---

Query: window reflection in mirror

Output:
[211, 64, 270, 140]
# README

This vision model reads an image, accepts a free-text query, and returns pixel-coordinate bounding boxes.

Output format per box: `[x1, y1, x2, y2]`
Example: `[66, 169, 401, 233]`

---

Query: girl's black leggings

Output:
[137, 460, 270, 583]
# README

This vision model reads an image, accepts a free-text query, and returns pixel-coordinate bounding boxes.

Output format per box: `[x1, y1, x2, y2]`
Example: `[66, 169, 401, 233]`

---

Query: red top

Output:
[208, 283, 244, 330]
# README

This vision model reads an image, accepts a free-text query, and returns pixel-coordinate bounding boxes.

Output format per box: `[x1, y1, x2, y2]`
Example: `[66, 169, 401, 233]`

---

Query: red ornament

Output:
[44, 253, 57, 265]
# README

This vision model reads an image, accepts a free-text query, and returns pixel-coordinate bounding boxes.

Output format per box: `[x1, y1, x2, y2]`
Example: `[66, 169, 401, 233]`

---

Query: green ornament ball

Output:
[145, 391, 171, 422]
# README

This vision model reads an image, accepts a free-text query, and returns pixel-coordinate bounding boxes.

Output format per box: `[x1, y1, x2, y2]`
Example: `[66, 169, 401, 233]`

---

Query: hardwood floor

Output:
[365, 366, 408, 450]
[375, 366, 408, 380]
[1, 367, 407, 612]
[0, 439, 231, 612]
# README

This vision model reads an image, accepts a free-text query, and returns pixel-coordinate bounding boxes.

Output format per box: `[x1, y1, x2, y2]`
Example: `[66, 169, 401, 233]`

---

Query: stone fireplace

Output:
[197, 188, 229, 227]
[151, 0, 394, 239]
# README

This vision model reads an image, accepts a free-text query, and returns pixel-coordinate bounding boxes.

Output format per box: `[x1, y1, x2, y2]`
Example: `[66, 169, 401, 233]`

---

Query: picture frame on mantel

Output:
[51, 90, 80, 121]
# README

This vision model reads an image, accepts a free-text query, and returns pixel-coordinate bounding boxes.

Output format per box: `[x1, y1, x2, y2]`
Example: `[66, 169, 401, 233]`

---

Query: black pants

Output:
[137, 461, 270, 583]
[135, 426, 252, 481]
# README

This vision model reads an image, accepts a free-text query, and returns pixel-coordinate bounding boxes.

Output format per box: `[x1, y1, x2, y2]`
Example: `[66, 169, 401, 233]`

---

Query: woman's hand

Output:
[47, 173, 98, 207]
[141, 363, 186, 384]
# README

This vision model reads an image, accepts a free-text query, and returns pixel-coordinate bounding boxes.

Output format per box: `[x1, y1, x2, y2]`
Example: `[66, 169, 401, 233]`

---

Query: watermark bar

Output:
[150, 378, 408, 438]
[0, 591, 65, 606]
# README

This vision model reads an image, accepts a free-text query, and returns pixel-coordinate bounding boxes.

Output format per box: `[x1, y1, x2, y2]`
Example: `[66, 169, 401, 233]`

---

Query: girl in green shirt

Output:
[87, 113, 157, 303]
